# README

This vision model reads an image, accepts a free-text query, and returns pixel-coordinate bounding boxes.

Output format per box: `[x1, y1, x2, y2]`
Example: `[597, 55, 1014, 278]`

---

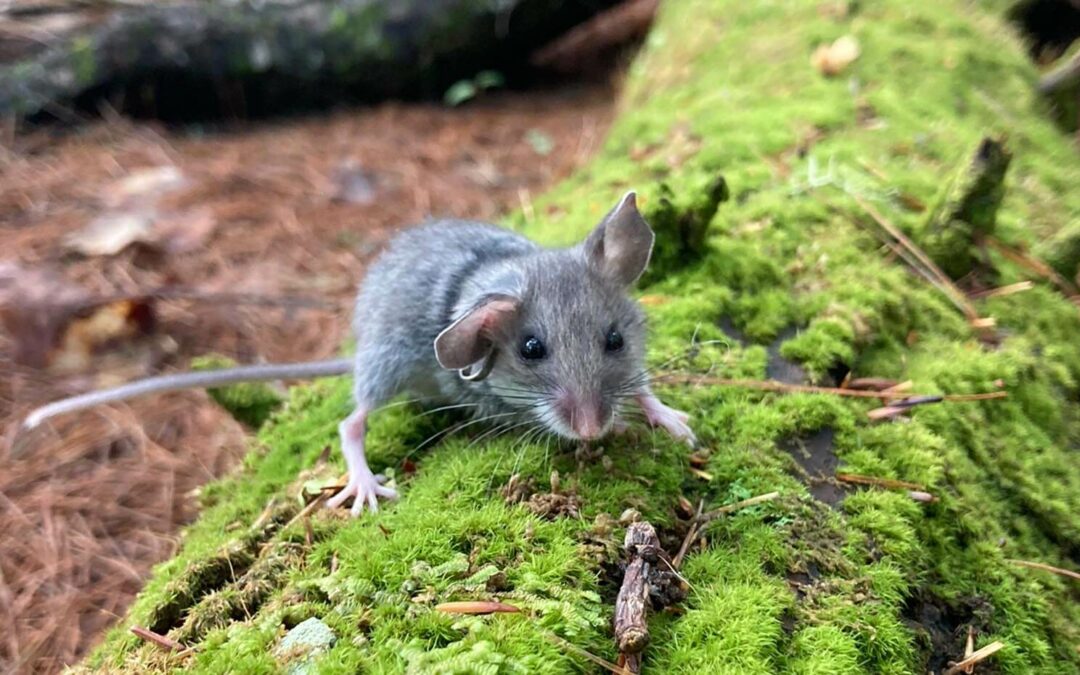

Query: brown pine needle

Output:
[544, 631, 631, 675]
[849, 195, 981, 322]
[131, 626, 185, 653]
[836, 473, 923, 490]
[986, 237, 1080, 296]
[943, 641, 1005, 675]
[1007, 559, 1080, 581]
[970, 281, 1034, 300]
[656, 374, 1007, 402]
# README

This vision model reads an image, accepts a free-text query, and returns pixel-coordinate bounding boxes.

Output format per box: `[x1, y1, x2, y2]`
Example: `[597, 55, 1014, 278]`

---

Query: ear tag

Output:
[459, 350, 495, 382]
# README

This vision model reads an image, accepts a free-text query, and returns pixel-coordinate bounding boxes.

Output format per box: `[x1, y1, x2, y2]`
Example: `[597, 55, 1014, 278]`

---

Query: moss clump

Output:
[192, 355, 285, 428]
[85, 0, 1080, 673]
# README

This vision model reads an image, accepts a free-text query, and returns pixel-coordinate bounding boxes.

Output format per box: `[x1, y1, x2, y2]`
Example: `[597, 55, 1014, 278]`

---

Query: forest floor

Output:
[0, 80, 617, 674]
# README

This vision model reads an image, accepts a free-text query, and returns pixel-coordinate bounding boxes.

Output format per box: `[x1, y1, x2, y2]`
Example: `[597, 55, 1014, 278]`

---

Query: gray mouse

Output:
[23, 192, 695, 516]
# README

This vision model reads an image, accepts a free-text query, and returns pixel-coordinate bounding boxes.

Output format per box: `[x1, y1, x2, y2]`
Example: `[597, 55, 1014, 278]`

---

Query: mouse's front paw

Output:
[326, 470, 398, 517]
[639, 395, 696, 447]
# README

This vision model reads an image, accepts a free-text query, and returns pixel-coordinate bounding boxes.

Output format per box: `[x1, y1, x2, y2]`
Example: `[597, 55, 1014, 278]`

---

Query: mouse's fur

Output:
[23, 192, 695, 517]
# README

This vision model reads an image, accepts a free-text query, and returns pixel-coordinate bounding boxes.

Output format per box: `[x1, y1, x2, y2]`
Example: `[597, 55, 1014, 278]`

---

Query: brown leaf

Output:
[53, 299, 157, 372]
[811, 35, 860, 76]
[65, 211, 155, 256]
[434, 601, 520, 615]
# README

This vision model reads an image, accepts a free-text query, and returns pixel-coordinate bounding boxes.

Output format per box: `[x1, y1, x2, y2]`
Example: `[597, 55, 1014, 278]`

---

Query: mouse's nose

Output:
[555, 391, 604, 440]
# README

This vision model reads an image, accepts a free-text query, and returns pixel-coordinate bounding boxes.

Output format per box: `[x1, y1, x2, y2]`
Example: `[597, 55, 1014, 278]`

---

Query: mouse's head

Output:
[434, 192, 654, 441]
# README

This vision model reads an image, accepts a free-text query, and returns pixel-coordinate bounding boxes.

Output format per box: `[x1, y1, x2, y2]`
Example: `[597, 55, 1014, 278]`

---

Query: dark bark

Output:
[0, 0, 617, 121]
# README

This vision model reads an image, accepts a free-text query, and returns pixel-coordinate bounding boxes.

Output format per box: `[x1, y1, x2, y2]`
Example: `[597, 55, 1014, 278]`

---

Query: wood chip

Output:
[943, 640, 1005, 675]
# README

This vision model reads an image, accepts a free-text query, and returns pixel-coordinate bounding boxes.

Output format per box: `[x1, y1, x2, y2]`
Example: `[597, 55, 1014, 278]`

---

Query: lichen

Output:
[84, 0, 1080, 673]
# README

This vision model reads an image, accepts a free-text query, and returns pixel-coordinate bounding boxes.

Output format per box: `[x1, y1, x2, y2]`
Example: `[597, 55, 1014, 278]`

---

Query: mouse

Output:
[23, 191, 695, 516]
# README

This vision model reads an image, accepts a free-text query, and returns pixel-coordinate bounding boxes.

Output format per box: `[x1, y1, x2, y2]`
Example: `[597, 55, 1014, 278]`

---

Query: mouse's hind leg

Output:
[326, 405, 399, 517]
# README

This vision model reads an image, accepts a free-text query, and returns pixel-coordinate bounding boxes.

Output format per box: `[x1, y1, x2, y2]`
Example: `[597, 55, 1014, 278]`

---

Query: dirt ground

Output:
[0, 81, 616, 674]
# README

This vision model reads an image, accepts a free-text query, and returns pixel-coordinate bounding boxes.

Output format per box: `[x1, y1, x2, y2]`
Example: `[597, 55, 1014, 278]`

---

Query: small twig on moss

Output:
[1038, 49, 1080, 94]
[672, 499, 704, 570]
[656, 374, 1007, 402]
[943, 640, 1005, 675]
[544, 631, 631, 675]
[985, 237, 1080, 297]
[962, 627, 976, 674]
[848, 194, 983, 323]
[969, 281, 1035, 300]
[131, 626, 184, 652]
[698, 492, 781, 524]
[1007, 559, 1080, 581]
[836, 473, 923, 490]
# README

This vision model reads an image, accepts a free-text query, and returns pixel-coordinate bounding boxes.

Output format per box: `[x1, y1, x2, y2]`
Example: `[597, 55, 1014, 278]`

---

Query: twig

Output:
[615, 522, 662, 674]
[1038, 49, 1080, 94]
[836, 473, 923, 490]
[943, 641, 1005, 675]
[130, 626, 184, 652]
[849, 195, 981, 322]
[544, 631, 630, 675]
[699, 492, 781, 524]
[985, 237, 1080, 297]
[969, 281, 1034, 300]
[672, 499, 704, 570]
[656, 374, 1007, 402]
[1007, 559, 1080, 581]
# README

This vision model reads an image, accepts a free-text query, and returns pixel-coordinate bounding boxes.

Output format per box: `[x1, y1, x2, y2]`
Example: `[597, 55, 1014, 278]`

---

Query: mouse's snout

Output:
[554, 389, 608, 441]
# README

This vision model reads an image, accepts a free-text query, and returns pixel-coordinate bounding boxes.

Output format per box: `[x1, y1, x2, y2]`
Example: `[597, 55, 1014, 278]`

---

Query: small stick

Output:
[962, 627, 976, 674]
[849, 195, 980, 322]
[131, 626, 184, 652]
[985, 237, 1080, 297]
[672, 499, 705, 570]
[1007, 559, 1080, 581]
[615, 522, 661, 673]
[656, 374, 1007, 402]
[698, 492, 781, 524]
[836, 473, 923, 490]
[943, 641, 1005, 675]
[970, 281, 1034, 300]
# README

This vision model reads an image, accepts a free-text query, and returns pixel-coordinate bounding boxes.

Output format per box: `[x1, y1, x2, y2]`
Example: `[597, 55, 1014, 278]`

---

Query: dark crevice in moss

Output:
[902, 589, 995, 674]
[780, 428, 846, 507]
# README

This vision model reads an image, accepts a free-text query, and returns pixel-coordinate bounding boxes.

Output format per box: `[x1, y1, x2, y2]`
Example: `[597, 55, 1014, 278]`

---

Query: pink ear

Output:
[434, 296, 520, 370]
[582, 191, 655, 286]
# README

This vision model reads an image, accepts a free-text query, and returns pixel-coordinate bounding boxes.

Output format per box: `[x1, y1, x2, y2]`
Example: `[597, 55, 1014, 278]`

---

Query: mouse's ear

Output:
[582, 191, 655, 287]
[434, 294, 521, 371]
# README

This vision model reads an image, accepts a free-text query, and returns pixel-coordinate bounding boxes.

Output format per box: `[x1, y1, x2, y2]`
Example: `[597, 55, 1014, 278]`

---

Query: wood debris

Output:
[943, 640, 1005, 675]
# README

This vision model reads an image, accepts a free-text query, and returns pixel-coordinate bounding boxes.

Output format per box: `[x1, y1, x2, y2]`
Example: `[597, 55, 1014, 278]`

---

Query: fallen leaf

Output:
[435, 601, 520, 615]
[105, 166, 185, 208]
[811, 35, 860, 76]
[0, 263, 90, 367]
[65, 211, 154, 256]
[52, 299, 156, 372]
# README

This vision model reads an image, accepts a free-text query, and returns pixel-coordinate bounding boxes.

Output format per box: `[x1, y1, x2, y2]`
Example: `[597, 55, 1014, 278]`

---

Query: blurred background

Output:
[1, 0, 1078, 672]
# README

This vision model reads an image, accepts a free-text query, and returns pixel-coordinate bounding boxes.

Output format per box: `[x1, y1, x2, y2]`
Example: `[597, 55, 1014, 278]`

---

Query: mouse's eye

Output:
[520, 335, 547, 360]
[605, 328, 624, 353]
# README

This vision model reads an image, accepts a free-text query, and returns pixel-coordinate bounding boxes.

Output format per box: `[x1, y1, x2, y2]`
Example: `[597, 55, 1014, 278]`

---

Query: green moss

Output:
[84, 0, 1080, 673]
[192, 355, 285, 428]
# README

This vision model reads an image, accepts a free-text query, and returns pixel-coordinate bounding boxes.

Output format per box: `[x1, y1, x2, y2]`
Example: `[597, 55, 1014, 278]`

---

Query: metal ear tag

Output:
[459, 350, 495, 382]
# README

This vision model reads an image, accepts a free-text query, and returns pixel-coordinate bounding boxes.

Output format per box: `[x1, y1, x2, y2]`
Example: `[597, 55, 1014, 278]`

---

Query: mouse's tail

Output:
[22, 358, 353, 429]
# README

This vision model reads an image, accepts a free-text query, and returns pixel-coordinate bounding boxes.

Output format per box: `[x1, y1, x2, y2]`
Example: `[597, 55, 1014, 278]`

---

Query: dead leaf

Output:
[811, 35, 860, 76]
[434, 601, 520, 615]
[65, 211, 155, 256]
[104, 166, 186, 208]
[52, 299, 156, 372]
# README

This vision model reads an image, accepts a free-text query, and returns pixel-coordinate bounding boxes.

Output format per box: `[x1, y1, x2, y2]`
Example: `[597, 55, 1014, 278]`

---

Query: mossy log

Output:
[81, 0, 1080, 673]
[0, 0, 616, 120]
